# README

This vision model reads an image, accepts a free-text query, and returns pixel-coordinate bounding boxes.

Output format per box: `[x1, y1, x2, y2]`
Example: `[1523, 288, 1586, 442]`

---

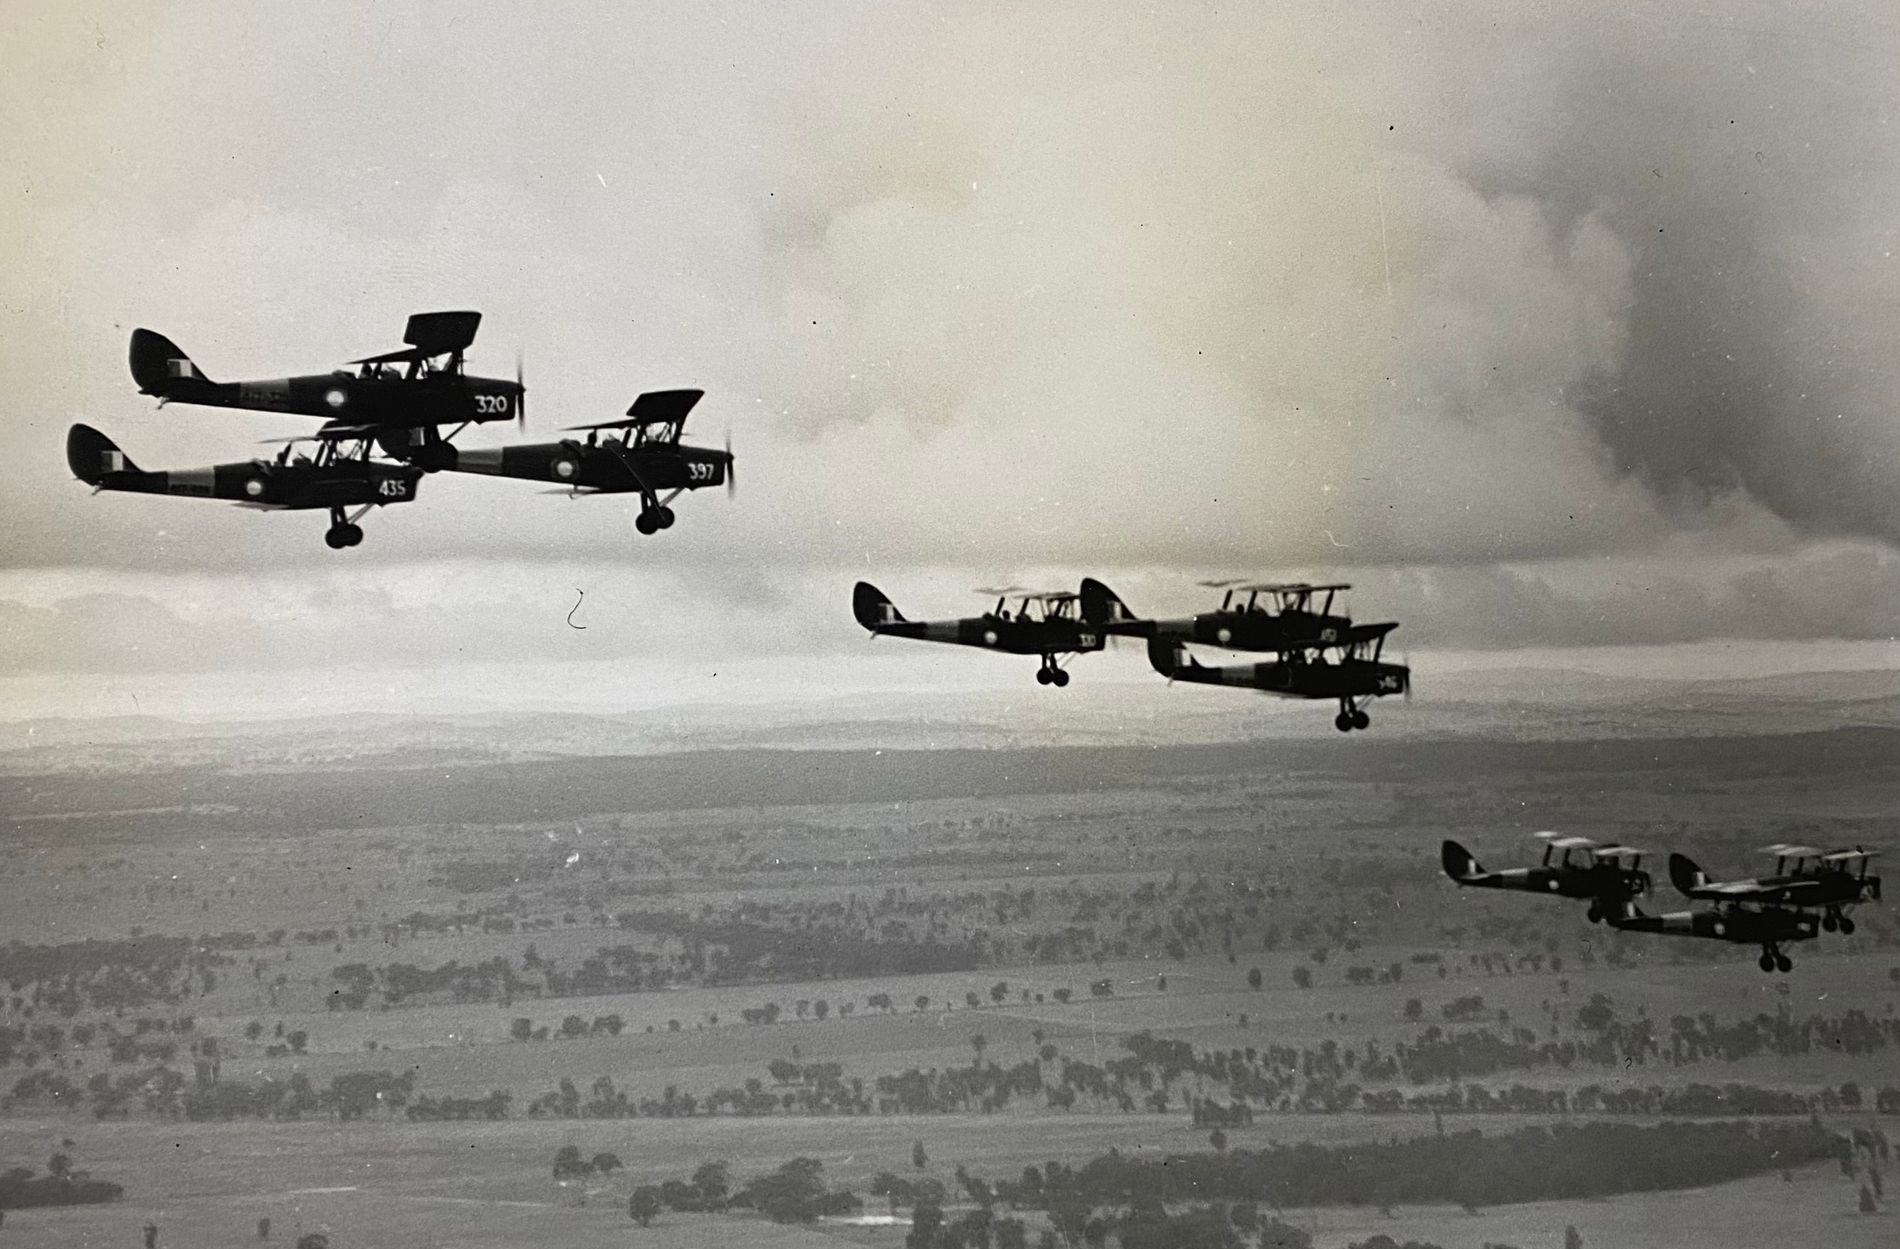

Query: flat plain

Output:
[1, 709, 1896, 1248]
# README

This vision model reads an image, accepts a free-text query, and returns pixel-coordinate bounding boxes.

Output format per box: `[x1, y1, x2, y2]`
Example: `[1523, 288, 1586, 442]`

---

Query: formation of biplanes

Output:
[71, 311, 733, 549]
[69, 310, 1886, 972]
[1443, 833, 1882, 972]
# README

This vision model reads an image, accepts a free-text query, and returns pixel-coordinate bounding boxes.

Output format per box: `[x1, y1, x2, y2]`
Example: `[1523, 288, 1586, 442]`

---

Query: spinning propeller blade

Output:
[514, 350, 527, 431]
[725, 431, 736, 497]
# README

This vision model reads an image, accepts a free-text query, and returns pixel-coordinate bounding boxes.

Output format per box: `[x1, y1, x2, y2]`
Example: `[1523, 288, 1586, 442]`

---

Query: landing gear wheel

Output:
[1334, 712, 1354, 733]
[1822, 912, 1838, 932]
[1775, 953, 1793, 973]
[324, 527, 348, 550]
[1840, 916, 1855, 935]
[1051, 668, 1071, 688]
[655, 506, 676, 530]
[1586, 903, 1602, 924]
[635, 510, 658, 535]
[341, 524, 363, 547]
[1351, 709, 1370, 730]
[1758, 951, 1776, 973]
[1035, 668, 1053, 686]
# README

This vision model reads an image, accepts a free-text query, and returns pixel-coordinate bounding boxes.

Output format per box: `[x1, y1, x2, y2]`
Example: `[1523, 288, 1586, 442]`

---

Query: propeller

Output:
[514, 350, 527, 432]
[725, 430, 736, 497]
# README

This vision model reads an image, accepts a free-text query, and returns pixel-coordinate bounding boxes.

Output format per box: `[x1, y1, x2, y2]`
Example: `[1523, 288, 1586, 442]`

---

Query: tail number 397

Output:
[688, 461, 718, 482]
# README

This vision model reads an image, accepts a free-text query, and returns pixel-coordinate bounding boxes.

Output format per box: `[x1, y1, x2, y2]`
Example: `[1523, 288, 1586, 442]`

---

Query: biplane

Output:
[429, 389, 733, 534]
[1144, 624, 1409, 730]
[1670, 845, 1880, 934]
[1083, 578, 1354, 652]
[129, 311, 524, 464]
[1441, 832, 1652, 921]
[68, 424, 420, 549]
[853, 583, 1104, 685]
[1605, 899, 1819, 973]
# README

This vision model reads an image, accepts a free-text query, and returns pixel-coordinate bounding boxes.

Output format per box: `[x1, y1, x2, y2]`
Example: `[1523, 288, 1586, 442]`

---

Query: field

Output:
[1, 721, 1897, 1247]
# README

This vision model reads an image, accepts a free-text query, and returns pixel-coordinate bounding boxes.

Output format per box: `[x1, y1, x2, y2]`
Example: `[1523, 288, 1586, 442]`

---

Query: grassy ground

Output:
[2, 729, 1896, 1246]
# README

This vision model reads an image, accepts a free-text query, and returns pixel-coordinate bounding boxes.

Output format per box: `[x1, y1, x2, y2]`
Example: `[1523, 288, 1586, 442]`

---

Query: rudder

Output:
[1441, 839, 1483, 882]
[1080, 577, 1137, 628]
[67, 424, 139, 484]
[853, 582, 905, 630]
[1668, 853, 1709, 897]
[130, 328, 213, 396]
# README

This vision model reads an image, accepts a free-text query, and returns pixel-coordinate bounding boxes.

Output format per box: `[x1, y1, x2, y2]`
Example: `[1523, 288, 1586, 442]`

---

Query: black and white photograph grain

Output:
[2, 3, 1897, 1247]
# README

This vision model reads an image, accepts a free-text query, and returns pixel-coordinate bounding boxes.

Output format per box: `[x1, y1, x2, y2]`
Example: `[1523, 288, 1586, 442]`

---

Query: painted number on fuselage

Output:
[474, 394, 510, 415]
[377, 478, 409, 499]
[687, 461, 717, 482]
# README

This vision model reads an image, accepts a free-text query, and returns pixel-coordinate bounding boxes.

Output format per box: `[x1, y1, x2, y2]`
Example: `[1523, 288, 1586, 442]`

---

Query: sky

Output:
[2, 1, 1896, 720]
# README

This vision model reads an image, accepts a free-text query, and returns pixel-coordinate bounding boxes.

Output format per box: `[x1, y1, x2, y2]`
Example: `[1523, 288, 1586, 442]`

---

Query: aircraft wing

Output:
[1335, 621, 1398, 646]
[626, 388, 705, 423]
[566, 389, 706, 433]
[1236, 581, 1351, 594]
[349, 310, 482, 364]
[1695, 880, 1780, 898]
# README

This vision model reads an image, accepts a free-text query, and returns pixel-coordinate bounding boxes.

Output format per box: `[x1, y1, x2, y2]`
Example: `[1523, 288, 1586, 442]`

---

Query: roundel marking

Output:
[553, 458, 577, 480]
[244, 477, 265, 498]
[324, 388, 347, 409]
[1216, 627, 1232, 645]
[1712, 921, 1725, 937]
[1546, 880, 1558, 891]
[982, 630, 999, 646]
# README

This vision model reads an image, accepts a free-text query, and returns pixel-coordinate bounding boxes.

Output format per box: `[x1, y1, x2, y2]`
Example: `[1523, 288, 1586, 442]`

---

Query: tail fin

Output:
[1146, 634, 1191, 677]
[1079, 577, 1136, 628]
[67, 424, 139, 484]
[130, 328, 213, 396]
[1605, 898, 1646, 925]
[1441, 839, 1483, 882]
[1668, 853, 1709, 897]
[853, 582, 905, 630]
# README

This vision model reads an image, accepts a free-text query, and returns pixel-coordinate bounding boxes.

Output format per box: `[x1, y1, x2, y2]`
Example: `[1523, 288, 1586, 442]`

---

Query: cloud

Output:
[753, 1, 1900, 573]
[1466, 4, 1900, 543]
[1, 1, 1895, 686]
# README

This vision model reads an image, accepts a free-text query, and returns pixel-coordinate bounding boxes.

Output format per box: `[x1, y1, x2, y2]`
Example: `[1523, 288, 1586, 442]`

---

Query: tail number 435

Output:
[377, 478, 410, 498]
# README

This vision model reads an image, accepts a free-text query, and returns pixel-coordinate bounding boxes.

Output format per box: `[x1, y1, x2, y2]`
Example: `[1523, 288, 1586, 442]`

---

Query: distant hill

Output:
[0, 666, 1894, 776]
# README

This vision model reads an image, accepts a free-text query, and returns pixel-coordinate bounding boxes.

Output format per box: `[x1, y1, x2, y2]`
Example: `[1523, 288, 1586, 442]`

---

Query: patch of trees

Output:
[0, 1155, 123, 1208]
[977, 1120, 1838, 1213]
[612, 909, 980, 982]
[0, 936, 231, 1014]
[616, 1156, 859, 1227]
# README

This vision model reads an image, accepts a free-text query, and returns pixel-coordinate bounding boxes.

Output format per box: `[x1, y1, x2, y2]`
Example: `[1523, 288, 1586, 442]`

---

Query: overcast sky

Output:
[2, 1, 1896, 719]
